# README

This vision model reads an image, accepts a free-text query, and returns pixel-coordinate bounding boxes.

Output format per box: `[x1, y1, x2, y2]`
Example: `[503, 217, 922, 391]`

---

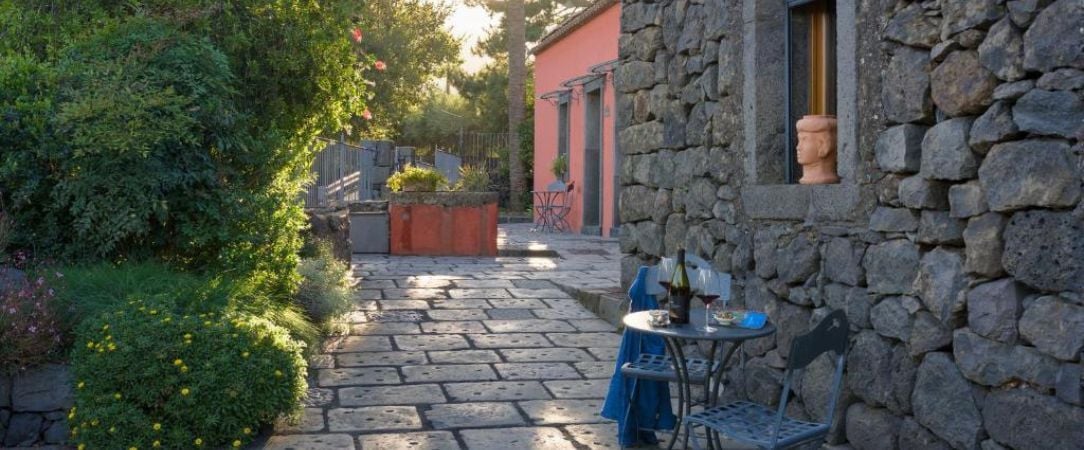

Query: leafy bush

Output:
[0, 273, 68, 372]
[57, 262, 319, 350]
[0, 1, 374, 295]
[69, 298, 306, 449]
[550, 154, 568, 179]
[386, 165, 448, 192]
[296, 240, 352, 326]
[454, 165, 491, 192]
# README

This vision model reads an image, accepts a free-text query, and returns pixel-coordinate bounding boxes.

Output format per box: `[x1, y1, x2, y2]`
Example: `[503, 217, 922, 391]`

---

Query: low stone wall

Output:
[1, 364, 73, 447]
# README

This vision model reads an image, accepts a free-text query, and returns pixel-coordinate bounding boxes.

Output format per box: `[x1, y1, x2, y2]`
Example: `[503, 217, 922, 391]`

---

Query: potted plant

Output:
[550, 154, 568, 180]
[386, 165, 447, 192]
[453, 165, 491, 192]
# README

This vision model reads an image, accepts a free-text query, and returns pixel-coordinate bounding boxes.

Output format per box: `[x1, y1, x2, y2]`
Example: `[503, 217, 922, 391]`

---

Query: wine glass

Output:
[657, 257, 675, 291]
[696, 270, 721, 332]
[645, 266, 666, 308]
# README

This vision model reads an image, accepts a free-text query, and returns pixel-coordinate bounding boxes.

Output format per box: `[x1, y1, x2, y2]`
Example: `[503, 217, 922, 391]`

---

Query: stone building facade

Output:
[614, 0, 1083, 448]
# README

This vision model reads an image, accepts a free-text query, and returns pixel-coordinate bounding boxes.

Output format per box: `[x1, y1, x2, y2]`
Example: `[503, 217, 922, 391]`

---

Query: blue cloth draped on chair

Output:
[601, 266, 676, 446]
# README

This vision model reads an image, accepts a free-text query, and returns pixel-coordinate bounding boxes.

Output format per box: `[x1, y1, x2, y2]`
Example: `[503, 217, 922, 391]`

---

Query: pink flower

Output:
[362, 109, 373, 120]
[351, 28, 363, 43]
[374, 60, 386, 71]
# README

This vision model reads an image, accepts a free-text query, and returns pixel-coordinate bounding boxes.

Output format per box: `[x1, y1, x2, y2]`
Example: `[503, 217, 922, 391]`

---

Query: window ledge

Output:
[740, 184, 873, 222]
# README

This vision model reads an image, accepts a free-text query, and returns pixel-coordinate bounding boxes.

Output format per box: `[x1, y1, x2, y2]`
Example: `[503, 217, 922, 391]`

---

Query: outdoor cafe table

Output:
[623, 308, 776, 449]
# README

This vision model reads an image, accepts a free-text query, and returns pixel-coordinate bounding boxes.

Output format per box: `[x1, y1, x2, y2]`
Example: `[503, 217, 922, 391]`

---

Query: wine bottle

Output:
[668, 249, 692, 324]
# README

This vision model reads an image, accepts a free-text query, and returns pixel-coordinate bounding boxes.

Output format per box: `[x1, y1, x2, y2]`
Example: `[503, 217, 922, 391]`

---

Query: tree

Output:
[353, 0, 461, 139]
[0, 1, 372, 294]
[462, 0, 590, 211]
[506, 0, 527, 211]
[398, 87, 479, 153]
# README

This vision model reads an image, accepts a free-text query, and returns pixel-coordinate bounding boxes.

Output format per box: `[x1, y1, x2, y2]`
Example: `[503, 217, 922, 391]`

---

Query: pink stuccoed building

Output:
[532, 0, 621, 237]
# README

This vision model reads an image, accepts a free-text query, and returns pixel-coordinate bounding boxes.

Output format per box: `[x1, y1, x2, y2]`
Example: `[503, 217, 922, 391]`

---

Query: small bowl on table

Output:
[713, 310, 745, 327]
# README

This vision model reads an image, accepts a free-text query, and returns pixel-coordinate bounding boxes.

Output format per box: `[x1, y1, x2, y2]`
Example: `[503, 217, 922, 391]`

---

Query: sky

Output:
[438, 1, 499, 74]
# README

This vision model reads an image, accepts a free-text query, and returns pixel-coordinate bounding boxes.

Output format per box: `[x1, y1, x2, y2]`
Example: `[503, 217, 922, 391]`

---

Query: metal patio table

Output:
[623, 309, 776, 449]
[531, 190, 570, 232]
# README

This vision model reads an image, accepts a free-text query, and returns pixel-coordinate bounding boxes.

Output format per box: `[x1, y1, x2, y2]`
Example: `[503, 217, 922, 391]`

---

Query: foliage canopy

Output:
[0, 1, 371, 293]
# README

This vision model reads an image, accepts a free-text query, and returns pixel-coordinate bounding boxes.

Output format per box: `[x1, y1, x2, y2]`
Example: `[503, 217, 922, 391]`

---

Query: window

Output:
[785, 0, 837, 184]
[557, 93, 570, 181]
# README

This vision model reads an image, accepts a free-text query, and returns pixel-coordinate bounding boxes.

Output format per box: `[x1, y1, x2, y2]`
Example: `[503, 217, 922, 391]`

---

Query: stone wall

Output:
[615, 0, 1083, 448]
[1, 364, 73, 447]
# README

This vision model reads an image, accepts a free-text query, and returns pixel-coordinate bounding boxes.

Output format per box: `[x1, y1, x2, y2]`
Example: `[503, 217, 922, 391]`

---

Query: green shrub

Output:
[0, 0, 375, 296]
[454, 165, 491, 192]
[57, 262, 319, 350]
[550, 154, 568, 179]
[69, 298, 306, 449]
[386, 165, 447, 192]
[296, 240, 352, 326]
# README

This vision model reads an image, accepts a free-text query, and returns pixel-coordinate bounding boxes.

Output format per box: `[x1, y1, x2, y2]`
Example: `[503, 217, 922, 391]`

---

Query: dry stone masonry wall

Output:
[615, 0, 1084, 448]
[0, 364, 73, 447]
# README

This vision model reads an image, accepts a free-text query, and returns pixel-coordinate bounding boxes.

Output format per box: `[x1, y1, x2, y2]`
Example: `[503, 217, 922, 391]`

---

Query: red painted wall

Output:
[533, 3, 620, 237]
[389, 203, 498, 256]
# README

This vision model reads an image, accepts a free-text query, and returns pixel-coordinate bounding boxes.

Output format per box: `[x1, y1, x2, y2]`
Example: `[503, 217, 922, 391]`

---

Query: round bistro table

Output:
[623, 308, 776, 449]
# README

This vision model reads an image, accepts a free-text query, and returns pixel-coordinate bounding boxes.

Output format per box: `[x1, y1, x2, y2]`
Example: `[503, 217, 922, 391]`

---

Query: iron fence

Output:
[303, 139, 379, 208]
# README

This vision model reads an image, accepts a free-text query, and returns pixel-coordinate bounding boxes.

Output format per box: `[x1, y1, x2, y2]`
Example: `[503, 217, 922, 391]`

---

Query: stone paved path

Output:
[260, 226, 638, 450]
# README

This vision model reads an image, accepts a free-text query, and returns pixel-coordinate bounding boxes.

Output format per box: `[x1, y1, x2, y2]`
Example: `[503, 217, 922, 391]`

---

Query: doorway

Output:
[582, 80, 603, 235]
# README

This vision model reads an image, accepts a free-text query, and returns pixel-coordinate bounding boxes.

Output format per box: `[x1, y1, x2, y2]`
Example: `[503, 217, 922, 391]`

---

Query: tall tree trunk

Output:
[506, 0, 526, 211]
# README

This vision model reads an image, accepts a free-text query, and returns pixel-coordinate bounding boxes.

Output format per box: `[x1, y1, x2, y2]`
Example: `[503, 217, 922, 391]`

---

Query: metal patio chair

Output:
[532, 180, 574, 232]
[683, 309, 849, 450]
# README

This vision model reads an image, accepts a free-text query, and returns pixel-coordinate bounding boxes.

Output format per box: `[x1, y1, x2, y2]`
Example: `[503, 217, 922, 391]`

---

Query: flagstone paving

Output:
[259, 225, 647, 449]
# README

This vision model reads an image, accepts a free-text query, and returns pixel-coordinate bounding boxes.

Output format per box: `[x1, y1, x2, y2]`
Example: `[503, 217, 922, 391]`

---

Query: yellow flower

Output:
[77, 381, 85, 389]
[180, 365, 189, 373]
[204, 320, 211, 326]
[108, 343, 117, 351]
[194, 437, 203, 446]
[150, 309, 158, 315]
[174, 359, 183, 366]
[129, 446, 138, 450]
[233, 440, 242, 448]
[102, 324, 110, 331]
[181, 387, 190, 396]
[114, 392, 122, 400]
[153, 441, 161, 448]
[86, 341, 95, 349]
[109, 426, 116, 433]
[243, 427, 252, 435]
[91, 420, 99, 426]
[184, 333, 192, 340]
[78, 445, 86, 450]
[241, 351, 249, 358]
[274, 370, 283, 378]
[153, 422, 161, 431]
[68, 411, 75, 420]
[163, 317, 172, 323]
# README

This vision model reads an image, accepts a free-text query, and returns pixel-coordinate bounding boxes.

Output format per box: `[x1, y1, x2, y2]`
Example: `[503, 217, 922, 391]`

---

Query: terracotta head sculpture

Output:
[795, 115, 839, 185]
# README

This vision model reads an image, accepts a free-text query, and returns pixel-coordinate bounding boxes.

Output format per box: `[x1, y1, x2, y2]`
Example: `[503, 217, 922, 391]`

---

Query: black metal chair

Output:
[683, 309, 850, 450]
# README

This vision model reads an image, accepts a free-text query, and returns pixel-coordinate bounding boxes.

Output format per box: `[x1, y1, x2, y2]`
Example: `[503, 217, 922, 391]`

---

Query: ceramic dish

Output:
[713, 310, 746, 326]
